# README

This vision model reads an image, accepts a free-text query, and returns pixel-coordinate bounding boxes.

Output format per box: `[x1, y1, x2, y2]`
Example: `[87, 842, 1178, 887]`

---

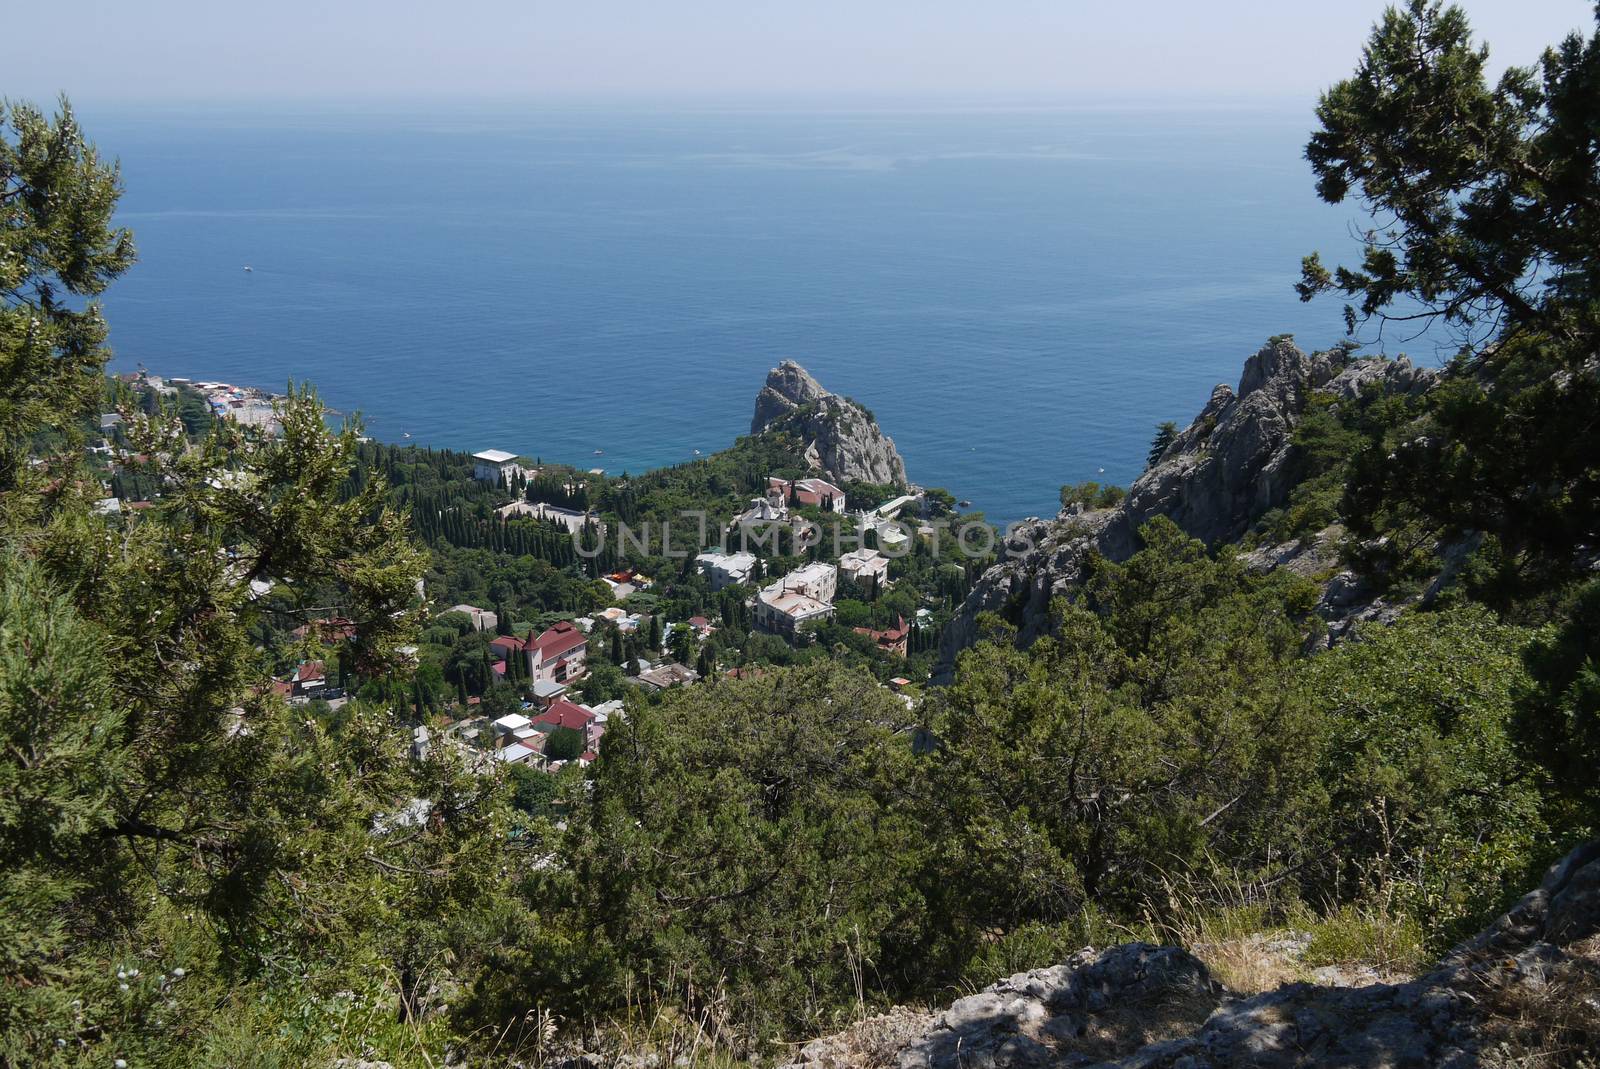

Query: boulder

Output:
[777, 840, 1600, 1069]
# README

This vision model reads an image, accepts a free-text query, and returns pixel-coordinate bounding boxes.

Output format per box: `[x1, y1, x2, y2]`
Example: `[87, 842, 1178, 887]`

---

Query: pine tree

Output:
[1147, 420, 1178, 469]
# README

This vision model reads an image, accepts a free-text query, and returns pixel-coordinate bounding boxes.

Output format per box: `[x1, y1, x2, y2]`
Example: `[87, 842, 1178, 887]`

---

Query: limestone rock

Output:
[775, 840, 1600, 1069]
[751, 360, 909, 487]
[936, 339, 1440, 677]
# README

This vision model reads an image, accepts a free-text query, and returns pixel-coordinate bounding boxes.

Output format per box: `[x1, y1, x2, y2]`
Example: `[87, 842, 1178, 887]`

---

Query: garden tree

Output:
[544, 725, 585, 762]
[0, 98, 136, 520]
[1146, 420, 1178, 469]
[647, 612, 662, 650]
[507, 762, 560, 817]
[918, 519, 1323, 946]
[1300, 606, 1546, 948]
[480, 681, 523, 719]
[578, 659, 627, 703]
[668, 621, 694, 665]
[560, 662, 925, 1047]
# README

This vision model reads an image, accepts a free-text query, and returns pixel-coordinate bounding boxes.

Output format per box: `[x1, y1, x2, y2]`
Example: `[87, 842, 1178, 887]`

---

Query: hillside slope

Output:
[936, 338, 1437, 677]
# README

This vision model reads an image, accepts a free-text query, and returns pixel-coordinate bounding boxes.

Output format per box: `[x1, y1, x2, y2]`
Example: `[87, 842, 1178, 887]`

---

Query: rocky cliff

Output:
[935, 338, 1438, 677]
[752, 360, 910, 488]
[779, 839, 1600, 1069]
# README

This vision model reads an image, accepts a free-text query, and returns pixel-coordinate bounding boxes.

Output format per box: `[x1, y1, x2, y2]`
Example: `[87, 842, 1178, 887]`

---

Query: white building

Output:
[497, 500, 597, 537]
[696, 550, 758, 590]
[753, 562, 837, 637]
[855, 510, 910, 553]
[838, 547, 891, 588]
[732, 496, 788, 530]
[473, 449, 519, 484]
[448, 604, 498, 632]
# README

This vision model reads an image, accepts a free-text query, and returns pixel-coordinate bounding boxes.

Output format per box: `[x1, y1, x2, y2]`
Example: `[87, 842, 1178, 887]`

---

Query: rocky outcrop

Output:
[752, 360, 909, 488]
[935, 339, 1437, 676]
[779, 840, 1600, 1069]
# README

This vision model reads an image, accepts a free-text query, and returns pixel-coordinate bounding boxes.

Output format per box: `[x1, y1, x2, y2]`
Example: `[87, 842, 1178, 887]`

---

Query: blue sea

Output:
[86, 99, 1417, 524]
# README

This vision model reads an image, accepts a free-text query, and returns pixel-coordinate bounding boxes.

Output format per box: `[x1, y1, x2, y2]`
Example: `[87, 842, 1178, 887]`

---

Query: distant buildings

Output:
[769, 476, 845, 513]
[696, 549, 757, 590]
[472, 449, 519, 484]
[753, 562, 837, 636]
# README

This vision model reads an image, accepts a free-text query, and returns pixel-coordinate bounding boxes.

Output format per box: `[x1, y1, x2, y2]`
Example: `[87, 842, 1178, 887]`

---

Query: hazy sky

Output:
[10, 0, 1595, 103]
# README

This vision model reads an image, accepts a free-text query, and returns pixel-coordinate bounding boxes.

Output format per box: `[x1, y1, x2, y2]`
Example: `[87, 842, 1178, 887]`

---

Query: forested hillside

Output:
[3, 2, 1599, 1065]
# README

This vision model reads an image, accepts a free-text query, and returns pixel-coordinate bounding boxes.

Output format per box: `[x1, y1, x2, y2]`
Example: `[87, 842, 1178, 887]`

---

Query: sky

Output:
[9, 0, 1595, 104]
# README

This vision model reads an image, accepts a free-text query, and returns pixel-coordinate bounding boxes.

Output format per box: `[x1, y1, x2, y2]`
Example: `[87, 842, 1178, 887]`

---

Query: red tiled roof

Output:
[687, 615, 711, 628]
[294, 660, 326, 683]
[532, 698, 595, 732]
[490, 634, 526, 652]
[528, 621, 586, 659]
[492, 661, 507, 676]
[854, 617, 909, 648]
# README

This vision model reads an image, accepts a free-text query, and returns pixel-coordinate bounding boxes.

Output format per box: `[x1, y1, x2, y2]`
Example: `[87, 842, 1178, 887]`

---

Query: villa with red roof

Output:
[768, 476, 845, 513]
[531, 698, 601, 750]
[524, 621, 589, 686]
[854, 615, 910, 658]
[489, 633, 526, 660]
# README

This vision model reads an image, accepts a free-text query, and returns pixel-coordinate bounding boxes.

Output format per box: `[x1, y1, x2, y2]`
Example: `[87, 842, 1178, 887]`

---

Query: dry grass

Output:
[1476, 934, 1600, 1069]
[1135, 874, 1427, 995]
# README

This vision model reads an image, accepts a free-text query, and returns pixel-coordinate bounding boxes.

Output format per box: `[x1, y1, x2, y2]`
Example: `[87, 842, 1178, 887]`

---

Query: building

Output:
[854, 616, 910, 658]
[696, 549, 757, 590]
[530, 679, 569, 707]
[489, 633, 527, 661]
[636, 662, 700, 692]
[753, 562, 837, 637]
[768, 476, 846, 513]
[472, 449, 520, 484]
[525, 621, 589, 686]
[779, 561, 836, 602]
[856, 511, 911, 553]
[448, 604, 498, 632]
[838, 547, 891, 588]
[497, 742, 538, 766]
[496, 500, 597, 537]
[292, 660, 326, 697]
[732, 496, 787, 530]
[531, 699, 600, 751]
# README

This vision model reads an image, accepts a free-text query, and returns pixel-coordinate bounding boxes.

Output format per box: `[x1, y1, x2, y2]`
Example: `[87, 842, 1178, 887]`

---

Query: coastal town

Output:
[90, 364, 974, 785]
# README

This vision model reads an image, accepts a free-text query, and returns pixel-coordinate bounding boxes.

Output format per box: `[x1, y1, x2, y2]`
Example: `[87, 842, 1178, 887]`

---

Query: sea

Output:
[84, 98, 1432, 526]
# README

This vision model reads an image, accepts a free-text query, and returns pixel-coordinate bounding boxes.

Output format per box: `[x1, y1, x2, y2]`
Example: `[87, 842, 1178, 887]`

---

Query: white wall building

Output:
[753, 562, 837, 637]
[838, 547, 891, 588]
[473, 449, 519, 484]
[696, 550, 758, 590]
